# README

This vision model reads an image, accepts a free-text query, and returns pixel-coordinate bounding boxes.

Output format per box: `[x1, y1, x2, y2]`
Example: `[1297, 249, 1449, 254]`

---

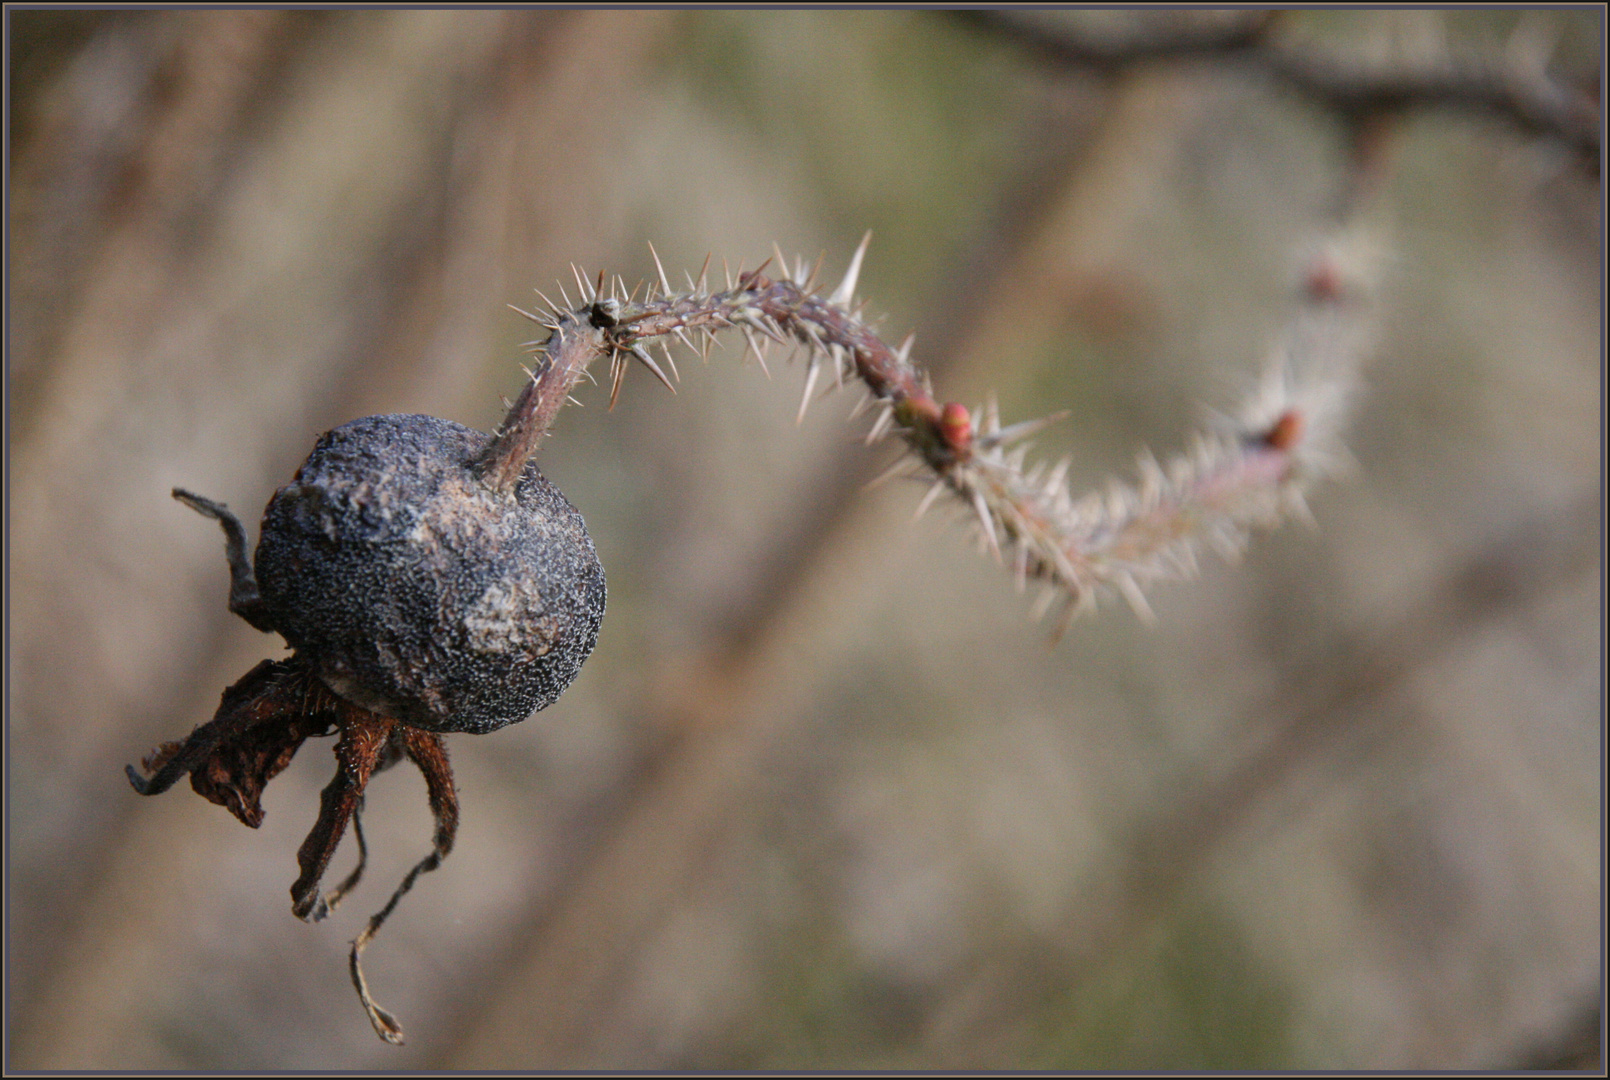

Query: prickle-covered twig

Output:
[480, 227, 1376, 627]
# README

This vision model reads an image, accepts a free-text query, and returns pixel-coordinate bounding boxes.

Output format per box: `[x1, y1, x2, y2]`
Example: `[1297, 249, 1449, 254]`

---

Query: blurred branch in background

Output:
[953, 9, 1601, 169]
[7, 7, 1601, 1072]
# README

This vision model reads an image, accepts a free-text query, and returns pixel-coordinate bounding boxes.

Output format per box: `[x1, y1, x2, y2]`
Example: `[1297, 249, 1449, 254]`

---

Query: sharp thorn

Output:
[972, 487, 1001, 561]
[865, 455, 913, 489]
[742, 327, 770, 377]
[979, 410, 1073, 450]
[1044, 456, 1072, 497]
[722, 256, 733, 292]
[894, 332, 915, 365]
[648, 242, 674, 297]
[696, 253, 711, 295]
[629, 343, 676, 393]
[531, 287, 563, 315]
[771, 242, 791, 282]
[829, 230, 871, 306]
[608, 350, 627, 409]
[1115, 572, 1157, 625]
[657, 340, 680, 383]
[797, 357, 822, 424]
[865, 404, 896, 445]
[802, 251, 825, 294]
[508, 303, 544, 324]
[912, 479, 947, 521]
[571, 264, 591, 302]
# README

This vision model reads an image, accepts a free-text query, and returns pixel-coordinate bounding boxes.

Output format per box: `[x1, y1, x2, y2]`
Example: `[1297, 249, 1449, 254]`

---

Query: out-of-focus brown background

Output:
[7, 9, 1601, 1070]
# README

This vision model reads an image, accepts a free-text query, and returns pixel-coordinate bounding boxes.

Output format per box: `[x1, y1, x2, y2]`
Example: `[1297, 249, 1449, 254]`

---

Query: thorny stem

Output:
[479, 221, 1378, 630]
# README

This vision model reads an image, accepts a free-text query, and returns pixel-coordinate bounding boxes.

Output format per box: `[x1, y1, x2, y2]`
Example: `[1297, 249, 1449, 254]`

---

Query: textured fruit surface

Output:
[255, 414, 605, 734]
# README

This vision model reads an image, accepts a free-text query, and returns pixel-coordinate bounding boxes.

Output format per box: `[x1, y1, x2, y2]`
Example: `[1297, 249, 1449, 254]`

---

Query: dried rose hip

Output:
[127, 411, 604, 1044]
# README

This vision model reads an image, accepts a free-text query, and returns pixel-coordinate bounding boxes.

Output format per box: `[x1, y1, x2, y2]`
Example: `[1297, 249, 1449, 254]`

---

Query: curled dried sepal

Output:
[127, 654, 461, 1046]
[126, 658, 338, 827]
[490, 226, 1373, 625]
[349, 727, 458, 1046]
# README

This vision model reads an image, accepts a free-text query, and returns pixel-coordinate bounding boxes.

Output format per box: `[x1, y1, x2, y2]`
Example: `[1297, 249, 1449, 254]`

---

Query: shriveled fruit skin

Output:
[254, 413, 605, 734]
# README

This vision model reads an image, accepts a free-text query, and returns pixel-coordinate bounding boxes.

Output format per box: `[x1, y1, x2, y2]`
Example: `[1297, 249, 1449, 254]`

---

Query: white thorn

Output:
[629, 344, 676, 393]
[1114, 572, 1157, 625]
[657, 340, 680, 383]
[797, 357, 822, 424]
[971, 487, 1001, 561]
[912, 480, 947, 522]
[531, 288, 565, 315]
[647, 242, 673, 297]
[979, 411, 1072, 450]
[865, 455, 913, 489]
[771, 242, 791, 283]
[894, 332, 915, 365]
[829, 230, 871, 307]
[865, 404, 896, 445]
[802, 251, 825, 294]
[742, 327, 771, 378]
[572, 264, 593, 302]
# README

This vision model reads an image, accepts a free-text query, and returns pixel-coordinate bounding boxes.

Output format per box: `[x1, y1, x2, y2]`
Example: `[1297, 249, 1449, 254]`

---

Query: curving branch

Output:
[481, 216, 1377, 633]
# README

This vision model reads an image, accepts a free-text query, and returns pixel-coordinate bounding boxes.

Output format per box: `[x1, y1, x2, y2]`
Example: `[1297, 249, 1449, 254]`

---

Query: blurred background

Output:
[7, 9, 1601, 1070]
